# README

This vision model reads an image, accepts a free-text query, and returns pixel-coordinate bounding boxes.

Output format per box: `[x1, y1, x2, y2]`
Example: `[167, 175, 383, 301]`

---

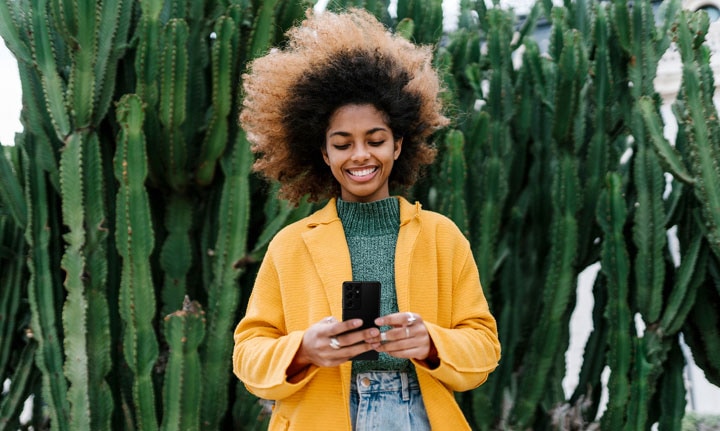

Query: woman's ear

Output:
[321, 145, 330, 166]
[394, 137, 403, 160]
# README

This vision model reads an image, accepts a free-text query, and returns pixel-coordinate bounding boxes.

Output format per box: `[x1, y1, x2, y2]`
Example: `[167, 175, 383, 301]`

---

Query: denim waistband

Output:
[350, 371, 420, 400]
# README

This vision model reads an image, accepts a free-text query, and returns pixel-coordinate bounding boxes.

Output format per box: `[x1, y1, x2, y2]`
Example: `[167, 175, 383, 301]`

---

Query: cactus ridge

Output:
[598, 173, 632, 430]
[0, 0, 33, 63]
[25, 139, 72, 430]
[160, 195, 193, 316]
[631, 138, 667, 323]
[0, 147, 27, 227]
[161, 297, 206, 431]
[200, 131, 252, 429]
[114, 94, 159, 431]
[30, 0, 71, 139]
[676, 13, 720, 260]
[159, 19, 190, 191]
[196, 16, 236, 186]
[59, 132, 92, 430]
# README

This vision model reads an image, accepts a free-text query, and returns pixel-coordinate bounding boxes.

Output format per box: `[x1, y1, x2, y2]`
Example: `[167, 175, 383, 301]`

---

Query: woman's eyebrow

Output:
[327, 127, 389, 138]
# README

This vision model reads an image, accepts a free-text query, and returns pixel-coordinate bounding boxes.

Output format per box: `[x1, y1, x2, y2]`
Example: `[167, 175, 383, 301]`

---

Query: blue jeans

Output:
[349, 371, 430, 431]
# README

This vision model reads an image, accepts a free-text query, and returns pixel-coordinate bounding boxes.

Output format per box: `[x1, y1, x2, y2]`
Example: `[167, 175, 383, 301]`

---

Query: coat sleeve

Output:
[412, 234, 501, 392]
[232, 251, 321, 400]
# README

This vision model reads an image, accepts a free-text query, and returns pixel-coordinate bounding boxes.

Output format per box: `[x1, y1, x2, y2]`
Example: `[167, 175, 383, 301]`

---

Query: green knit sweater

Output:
[336, 197, 414, 375]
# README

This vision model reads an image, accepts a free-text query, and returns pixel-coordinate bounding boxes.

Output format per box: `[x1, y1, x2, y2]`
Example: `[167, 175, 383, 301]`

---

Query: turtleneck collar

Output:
[336, 197, 400, 236]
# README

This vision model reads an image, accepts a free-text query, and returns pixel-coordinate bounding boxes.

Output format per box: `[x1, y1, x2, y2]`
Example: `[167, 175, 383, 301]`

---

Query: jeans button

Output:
[361, 377, 371, 387]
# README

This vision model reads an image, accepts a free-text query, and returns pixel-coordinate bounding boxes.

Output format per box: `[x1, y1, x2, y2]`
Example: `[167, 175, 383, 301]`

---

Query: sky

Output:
[0, 40, 22, 146]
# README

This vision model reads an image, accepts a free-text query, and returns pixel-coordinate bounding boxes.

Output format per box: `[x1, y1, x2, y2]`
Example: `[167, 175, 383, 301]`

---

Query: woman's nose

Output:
[350, 143, 370, 161]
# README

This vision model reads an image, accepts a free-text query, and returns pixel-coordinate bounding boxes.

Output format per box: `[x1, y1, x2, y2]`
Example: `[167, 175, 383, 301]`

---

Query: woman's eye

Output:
[333, 144, 350, 150]
[368, 141, 385, 146]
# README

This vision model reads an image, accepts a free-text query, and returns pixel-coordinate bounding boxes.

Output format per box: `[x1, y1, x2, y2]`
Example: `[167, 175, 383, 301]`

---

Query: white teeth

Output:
[349, 167, 376, 177]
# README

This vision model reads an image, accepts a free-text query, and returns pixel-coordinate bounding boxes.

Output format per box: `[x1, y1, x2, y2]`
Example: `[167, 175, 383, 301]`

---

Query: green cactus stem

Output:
[25, 136, 71, 431]
[200, 131, 252, 429]
[161, 296, 206, 431]
[59, 131, 92, 430]
[0, 342, 37, 429]
[676, 12, 720, 260]
[114, 94, 159, 431]
[196, 16, 237, 186]
[159, 19, 190, 191]
[438, 129, 468, 235]
[631, 137, 667, 324]
[0, 146, 26, 227]
[29, 0, 71, 139]
[512, 154, 580, 428]
[598, 173, 632, 430]
[82, 132, 114, 430]
[160, 195, 193, 316]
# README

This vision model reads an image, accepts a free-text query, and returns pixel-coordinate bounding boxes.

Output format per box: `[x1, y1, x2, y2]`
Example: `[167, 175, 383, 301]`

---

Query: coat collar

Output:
[304, 196, 421, 227]
[301, 197, 423, 319]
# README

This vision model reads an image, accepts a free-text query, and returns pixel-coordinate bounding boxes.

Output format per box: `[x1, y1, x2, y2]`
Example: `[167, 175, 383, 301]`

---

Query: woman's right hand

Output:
[291, 316, 379, 370]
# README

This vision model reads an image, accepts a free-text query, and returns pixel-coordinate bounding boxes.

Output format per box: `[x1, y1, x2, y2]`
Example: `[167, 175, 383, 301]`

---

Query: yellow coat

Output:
[233, 197, 500, 430]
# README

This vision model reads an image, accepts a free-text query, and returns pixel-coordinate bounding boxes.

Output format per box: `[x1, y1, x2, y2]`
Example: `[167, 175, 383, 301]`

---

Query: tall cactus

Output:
[161, 297, 206, 431]
[597, 173, 633, 430]
[114, 94, 159, 430]
[2, 0, 720, 430]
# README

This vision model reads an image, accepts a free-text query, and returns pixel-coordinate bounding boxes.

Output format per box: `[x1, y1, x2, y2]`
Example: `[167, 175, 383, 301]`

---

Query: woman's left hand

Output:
[368, 312, 436, 361]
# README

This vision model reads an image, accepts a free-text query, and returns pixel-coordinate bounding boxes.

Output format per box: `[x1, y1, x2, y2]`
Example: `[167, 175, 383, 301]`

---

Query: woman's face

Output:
[323, 104, 402, 203]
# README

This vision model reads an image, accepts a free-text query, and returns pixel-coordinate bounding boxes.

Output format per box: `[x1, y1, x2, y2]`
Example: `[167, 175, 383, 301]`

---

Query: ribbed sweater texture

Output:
[336, 197, 413, 374]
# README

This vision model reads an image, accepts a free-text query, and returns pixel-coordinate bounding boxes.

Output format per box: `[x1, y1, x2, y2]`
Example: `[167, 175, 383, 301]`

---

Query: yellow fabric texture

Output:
[233, 197, 501, 430]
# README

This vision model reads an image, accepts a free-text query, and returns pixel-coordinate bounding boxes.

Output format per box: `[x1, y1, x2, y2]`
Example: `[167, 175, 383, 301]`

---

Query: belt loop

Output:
[400, 372, 410, 401]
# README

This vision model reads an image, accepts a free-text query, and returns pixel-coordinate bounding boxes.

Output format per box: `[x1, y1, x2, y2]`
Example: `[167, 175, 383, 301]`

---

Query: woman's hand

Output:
[368, 312, 437, 363]
[289, 316, 380, 372]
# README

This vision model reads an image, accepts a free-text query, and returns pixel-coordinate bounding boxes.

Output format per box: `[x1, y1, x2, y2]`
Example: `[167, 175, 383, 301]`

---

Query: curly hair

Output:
[240, 8, 449, 205]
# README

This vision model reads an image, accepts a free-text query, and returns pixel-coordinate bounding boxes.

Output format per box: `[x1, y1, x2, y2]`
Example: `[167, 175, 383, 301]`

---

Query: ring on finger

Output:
[405, 327, 411, 338]
[329, 336, 341, 350]
[380, 332, 387, 342]
[406, 312, 416, 326]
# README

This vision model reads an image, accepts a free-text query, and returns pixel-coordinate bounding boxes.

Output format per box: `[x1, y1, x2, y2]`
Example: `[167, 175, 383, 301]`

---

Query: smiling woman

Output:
[0, 41, 22, 146]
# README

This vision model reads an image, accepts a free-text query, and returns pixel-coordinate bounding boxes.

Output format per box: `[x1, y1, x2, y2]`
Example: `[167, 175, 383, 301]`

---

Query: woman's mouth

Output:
[347, 167, 378, 178]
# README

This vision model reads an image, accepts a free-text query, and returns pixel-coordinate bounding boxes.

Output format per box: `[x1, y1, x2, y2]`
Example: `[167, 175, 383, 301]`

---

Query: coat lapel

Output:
[395, 198, 422, 314]
[302, 199, 353, 320]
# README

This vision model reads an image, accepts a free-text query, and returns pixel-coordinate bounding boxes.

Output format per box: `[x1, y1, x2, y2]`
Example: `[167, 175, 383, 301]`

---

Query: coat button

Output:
[361, 377, 371, 387]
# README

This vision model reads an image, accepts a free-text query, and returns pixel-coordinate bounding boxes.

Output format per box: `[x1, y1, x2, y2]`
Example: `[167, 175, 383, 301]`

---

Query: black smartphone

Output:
[342, 281, 380, 361]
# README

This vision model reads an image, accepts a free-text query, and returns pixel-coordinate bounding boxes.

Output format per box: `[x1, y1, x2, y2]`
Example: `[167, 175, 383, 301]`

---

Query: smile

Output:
[347, 167, 378, 177]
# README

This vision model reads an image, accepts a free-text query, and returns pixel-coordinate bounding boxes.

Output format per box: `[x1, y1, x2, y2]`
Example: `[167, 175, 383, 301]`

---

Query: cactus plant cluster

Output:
[1, 0, 719, 429]
[415, 0, 720, 429]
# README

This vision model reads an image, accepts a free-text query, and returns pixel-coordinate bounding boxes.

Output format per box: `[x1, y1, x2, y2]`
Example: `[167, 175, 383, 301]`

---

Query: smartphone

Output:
[342, 281, 380, 361]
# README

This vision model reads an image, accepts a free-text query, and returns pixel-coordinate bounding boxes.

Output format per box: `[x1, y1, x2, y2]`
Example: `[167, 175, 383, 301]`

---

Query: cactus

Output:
[596, 173, 632, 430]
[2, 0, 720, 430]
[114, 94, 159, 431]
[24, 133, 71, 430]
[199, 129, 252, 429]
[161, 297, 206, 431]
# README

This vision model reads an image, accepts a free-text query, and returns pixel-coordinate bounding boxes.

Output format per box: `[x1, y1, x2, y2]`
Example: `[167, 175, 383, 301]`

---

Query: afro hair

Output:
[240, 8, 449, 205]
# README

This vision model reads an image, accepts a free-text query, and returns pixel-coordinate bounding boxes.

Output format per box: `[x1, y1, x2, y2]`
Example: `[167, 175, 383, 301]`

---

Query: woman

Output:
[233, 8, 500, 430]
